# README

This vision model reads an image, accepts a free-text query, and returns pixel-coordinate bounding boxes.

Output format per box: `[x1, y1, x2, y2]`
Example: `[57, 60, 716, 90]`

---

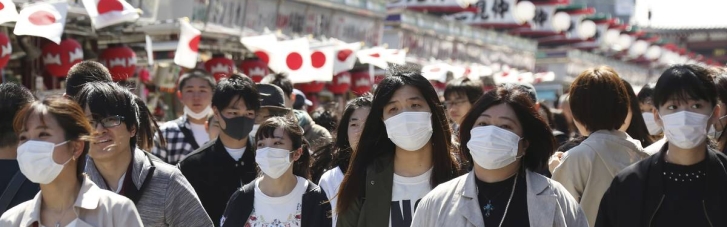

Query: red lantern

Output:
[0, 33, 10, 70]
[99, 46, 136, 81]
[374, 73, 386, 84]
[204, 54, 235, 81]
[240, 58, 269, 83]
[327, 72, 351, 95]
[42, 39, 83, 77]
[296, 81, 325, 93]
[351, 71, 372, 95]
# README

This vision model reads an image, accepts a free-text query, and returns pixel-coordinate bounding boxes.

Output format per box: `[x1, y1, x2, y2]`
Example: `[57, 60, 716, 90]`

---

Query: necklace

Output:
[51, 203, 75, 227]
[477, 172, 519, 227]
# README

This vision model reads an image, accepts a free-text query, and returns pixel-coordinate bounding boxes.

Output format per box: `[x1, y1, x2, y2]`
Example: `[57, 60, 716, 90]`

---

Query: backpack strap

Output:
[175, 117, 200, 150]
[0, 171, 27, 214]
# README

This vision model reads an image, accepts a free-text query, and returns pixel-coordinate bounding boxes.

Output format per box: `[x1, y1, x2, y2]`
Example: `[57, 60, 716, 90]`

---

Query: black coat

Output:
[178, 137, 258, 227]
[220, 179, 332, 227]
[595, 145, 727, 227]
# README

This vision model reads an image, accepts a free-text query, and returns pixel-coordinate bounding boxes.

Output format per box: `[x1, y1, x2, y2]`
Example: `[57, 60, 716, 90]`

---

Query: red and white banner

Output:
[241, 33, 279, 71]
[0, 0, 19, 25]
[82, 0, 139, 29]
[383, 49, 407, 65]
[173, 19, 201, 68]
[356, 47, 389, 69]
[272, 38, 312, 83]
[13, 1, 68, 44]
[309, 44, 335, 82]
[333, 42, 361, 74]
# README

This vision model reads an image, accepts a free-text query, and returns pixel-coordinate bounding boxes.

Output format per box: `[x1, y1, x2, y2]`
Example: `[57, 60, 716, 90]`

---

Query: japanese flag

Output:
[333, 42, 361, 74]
[310, 43, 335, 82]
[356, 47, 389, 69]
[174, 19, 201, 69]
[13, 1, 68, 44]
[422, 63, 451, 82]
[241, 34, 279, 71]
[383, 49, 407, 65]
[0, 0, 19, 25]
[82, 0, 140, 29]
[272, 38, 312, 83]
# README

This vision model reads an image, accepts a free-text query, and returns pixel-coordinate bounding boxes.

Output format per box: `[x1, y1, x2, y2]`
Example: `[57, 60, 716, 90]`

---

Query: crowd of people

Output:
[1, 60, 727, 227]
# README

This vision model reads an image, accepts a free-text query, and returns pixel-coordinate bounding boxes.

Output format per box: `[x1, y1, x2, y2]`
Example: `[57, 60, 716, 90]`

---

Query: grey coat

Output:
[411, 170, 588, 227]
[86, 148, 213, 227]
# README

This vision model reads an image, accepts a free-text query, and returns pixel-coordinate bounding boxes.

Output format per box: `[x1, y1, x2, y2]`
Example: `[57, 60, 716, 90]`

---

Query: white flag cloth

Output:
[272, 38, 312, 83]
[383, 49, 407, 65]
[241, 34, 279, 72]
[13, 1, 68, 44]
[422, 63, 451, 82]
[174, 19, 201, 68]
[309, 44, 335, 82]
[333, 42, 361, 74]
[0, 0, 19, 25]
[82, 0, 139, 29]
[356, 47, 389, 69]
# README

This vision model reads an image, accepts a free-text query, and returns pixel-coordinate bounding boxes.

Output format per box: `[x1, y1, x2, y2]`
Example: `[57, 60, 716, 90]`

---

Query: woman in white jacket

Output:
[412, 84, 587, 227]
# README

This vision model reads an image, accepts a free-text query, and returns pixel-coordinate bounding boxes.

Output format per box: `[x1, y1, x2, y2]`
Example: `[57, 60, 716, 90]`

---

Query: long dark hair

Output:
[256, 116, 311, 179]
[75, 82, 164, 151]
[622, 79, 654, 147]
[459, 84, 556, 171]
[336, 65, 460, 214]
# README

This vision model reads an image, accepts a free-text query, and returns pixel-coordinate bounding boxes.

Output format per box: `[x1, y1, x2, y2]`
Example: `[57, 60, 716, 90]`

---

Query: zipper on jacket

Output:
[649, 195, 665, 227]
[702, 200, 714, 227]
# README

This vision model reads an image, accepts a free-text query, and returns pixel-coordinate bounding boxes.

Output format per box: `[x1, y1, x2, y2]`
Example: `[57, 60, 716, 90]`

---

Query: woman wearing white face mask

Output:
[711, 70, 727, 153]
[336, 66, 461, 227]
[0, 97, 143, 227]
[597, 64, 727, 227]
[412, 84, 587, 227]
[220, 116, 331, 227]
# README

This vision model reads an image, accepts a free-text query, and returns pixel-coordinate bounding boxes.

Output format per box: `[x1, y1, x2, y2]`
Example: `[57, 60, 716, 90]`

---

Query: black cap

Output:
[257, 84, 286, 109]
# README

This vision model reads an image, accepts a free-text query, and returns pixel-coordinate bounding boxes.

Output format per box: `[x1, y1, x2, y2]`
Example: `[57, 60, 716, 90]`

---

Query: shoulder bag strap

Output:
[176, 118, 200, 150]
[0, 171, 27, 214]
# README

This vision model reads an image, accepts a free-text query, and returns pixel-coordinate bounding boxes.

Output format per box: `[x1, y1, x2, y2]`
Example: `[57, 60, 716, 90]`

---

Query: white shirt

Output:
[390, 168, 433, 227]
[188, 122, 209, 147]
[645, 137, 667, 155]
[247, 176, 308, 226]
[318, 167, 345, 227]
[224, 146, 246, 161]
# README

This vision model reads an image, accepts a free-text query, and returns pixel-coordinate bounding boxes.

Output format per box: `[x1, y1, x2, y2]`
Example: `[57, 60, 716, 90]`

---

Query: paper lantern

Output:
[514, 1, 536, 24]
[552, 12, 571, 32]
[628, 40, 649, 57]
[351, 71, 372, 95]
[577, 20, 597, 40]
[239, 58, 268, 83]
[0, 33, 10, 69]
[645, 45, 662, 60]
[327, 72, 351, 95]
[296, 81, 325, 93]
[603, 29, 621, 45]
[42, 38, 83, 77]
[204, 54, 234, 82]
[99, 46, 137, 81]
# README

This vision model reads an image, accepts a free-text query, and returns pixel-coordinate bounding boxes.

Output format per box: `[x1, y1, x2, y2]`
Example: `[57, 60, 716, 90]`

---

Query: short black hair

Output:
[569, 66, 630, 132]
[0, 83, 35, 147]
[212, 74, 261, 111]
[65, 61, 113, 97]
[311, 107, 337, 133]
[262, 73, 293, 96]
[444, 77, 484, 104]
[637, 84, 654, 104]
[178, 69, 216, 92]
[653, 64, 717, 109]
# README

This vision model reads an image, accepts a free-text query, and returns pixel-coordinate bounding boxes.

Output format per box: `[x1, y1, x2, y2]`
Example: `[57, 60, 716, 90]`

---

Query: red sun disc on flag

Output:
[311, 51, 326, 68]
[286, 52, 303, 70]
[97, 0, 124, 14]
[188, 35, 201, 52]
[254, 51, 270, 64]
[29, 10, 56, 26]
[337, 49, 352, 61]
[0, 2, 4, 10]
[370, 53, 380, 58]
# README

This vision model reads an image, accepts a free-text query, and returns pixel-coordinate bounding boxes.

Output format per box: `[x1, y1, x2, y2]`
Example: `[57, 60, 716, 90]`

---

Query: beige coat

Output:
[0, 177, 143, 227]
[411, 170, 588, 227]
[552, 130, 648, 227]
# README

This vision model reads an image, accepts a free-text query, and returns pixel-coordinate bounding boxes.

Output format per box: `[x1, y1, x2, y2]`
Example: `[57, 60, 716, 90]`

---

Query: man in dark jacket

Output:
[178, 74, 260, 226]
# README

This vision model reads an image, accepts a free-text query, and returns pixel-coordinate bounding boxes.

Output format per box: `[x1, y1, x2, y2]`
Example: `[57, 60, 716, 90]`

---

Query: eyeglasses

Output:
[89, 116, 125, 128]
[444, 100, 468, 108]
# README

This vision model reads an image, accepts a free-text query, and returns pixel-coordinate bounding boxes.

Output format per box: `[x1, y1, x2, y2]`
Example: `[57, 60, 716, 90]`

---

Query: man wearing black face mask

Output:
[178, 74, 260, 226]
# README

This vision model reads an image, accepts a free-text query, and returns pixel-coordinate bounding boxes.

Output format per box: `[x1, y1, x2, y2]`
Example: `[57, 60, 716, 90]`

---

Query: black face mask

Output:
[219, 115, 255, 140]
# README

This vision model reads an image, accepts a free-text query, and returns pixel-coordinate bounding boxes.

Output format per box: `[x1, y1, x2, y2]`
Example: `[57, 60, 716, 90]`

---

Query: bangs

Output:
[13, 102, 48, 133]
[653, 67, 716, 108]
[78, 83, 134, 120]
[255, 118, 285, 141]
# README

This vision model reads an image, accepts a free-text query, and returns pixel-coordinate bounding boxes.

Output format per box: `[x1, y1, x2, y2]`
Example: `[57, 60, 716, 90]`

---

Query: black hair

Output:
[65, 61, 113, 97]
[311, 107, 338, 133]
[0, 83, 35, 148]
[637, 84, 654, 104]
[255, 116, 311, 179]
[337, 65, 460, 214]
[444, 77, 484, 104]
[75, 82, 163, 151]
[212, 74, 260, 111]
[622, 79, 654, 147]
[652, 64, 717, 109]
[177, 69, 216, 92]
[262, 73, 293, 97]
[459, 83, 556, 172]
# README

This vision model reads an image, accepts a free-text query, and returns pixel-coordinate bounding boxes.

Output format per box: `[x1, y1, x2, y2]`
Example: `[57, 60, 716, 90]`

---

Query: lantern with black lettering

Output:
[351, 71, 372, 95]
[204, 54, 234, 81]
[42, 38, 83, 77]
[99, 45, 137, 81]
[240, 58, 269, 83]
[327, 72, 351, 95]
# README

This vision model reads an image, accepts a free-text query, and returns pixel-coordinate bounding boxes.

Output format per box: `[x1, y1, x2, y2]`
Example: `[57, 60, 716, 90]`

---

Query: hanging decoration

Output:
[99, 45, 136, 81]
[0, 33, 11, 69]
[239, 58, 269, 83]
[351, 71, 372, 95]
[204, 54, 234, 81]
[327, 72, 351, 95]
[42, 38, 83, 77]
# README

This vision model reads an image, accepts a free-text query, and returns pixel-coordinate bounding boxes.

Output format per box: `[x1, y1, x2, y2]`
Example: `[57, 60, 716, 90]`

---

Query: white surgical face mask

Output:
[255, 147, 292, 179]
[660, 111, 711, 149]
[185, 106, 213, 120]
[384, 112, 433, 151]
[642, 112, 662, 135]
[467, 126, 523, 170]
[709, 115, 727, 140]
[17, 140, 72, 184]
